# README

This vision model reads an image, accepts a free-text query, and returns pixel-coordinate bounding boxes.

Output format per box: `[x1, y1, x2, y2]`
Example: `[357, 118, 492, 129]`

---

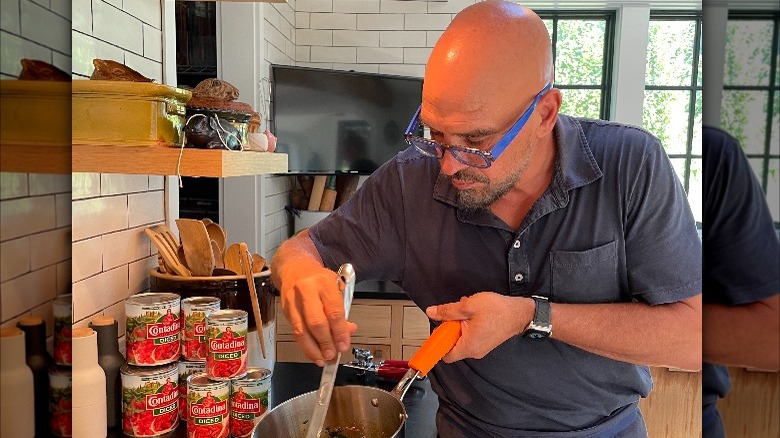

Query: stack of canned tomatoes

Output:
[120, 293, 271, 438]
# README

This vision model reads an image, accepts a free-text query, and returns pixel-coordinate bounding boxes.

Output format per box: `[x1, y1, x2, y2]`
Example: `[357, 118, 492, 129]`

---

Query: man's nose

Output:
[440, 148, 469, 176]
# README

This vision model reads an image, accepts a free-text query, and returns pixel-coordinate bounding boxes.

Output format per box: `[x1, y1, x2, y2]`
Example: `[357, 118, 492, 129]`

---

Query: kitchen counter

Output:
[108, 361, 439, 437]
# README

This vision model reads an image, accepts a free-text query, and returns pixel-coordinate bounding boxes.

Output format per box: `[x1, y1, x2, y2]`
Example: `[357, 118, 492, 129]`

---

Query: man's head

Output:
[422, 1, 560, 210]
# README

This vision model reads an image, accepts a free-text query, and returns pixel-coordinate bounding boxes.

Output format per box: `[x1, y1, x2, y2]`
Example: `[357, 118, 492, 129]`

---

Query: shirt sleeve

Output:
[308, 158, 407, 283]
[702, 126, 779, 305]
[623, 131, 703, 305]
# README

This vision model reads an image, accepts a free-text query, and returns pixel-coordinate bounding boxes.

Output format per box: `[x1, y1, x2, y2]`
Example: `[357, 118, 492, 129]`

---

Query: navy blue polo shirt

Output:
[701, 126, 780, 437]
[310, 115, 702, 436]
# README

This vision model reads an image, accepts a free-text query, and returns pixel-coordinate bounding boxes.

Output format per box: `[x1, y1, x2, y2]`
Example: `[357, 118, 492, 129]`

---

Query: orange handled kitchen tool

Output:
[390, 320, 461, 401]
[409, 320, 462, 376]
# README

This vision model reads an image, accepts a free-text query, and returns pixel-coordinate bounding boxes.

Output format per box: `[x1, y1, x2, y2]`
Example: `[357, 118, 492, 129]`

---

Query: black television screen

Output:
[271, 65, 423, 174]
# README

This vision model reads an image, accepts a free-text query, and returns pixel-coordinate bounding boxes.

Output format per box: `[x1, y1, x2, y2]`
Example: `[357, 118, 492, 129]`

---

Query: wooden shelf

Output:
[0, 142, 71, 174]
[72, 143, 287, 177]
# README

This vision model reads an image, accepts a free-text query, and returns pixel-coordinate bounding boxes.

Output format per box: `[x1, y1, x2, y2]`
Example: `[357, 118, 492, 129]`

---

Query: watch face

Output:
[529, 332, 545, 339]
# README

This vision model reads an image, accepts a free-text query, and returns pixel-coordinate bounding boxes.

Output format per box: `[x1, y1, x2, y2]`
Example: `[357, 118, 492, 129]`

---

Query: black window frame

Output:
[537, 10, 617, 120]
[645, 11, 703, 196]
[722, 10, 780, 198]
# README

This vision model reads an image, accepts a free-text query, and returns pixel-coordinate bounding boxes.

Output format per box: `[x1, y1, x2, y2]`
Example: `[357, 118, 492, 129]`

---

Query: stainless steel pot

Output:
[252, 320, 462, 438]
[252, 384, 409, 438]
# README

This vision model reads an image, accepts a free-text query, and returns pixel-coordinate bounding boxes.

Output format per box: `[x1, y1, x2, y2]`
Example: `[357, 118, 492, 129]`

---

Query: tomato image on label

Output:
[178, 361, 206, 421]
[187, 392, 229, 438]
[229, 386, 268, 438]
[183, 314, 208, 360]
[126, 308, 181, 366]
[53, 316, 72, 366]
[50, 385, 72, 437]
[122, 376, 179, 437]
[206, 325, 247, 380]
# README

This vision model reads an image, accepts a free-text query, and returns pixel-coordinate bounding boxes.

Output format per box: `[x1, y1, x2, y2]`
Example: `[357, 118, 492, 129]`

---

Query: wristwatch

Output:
[522, 295, 552, 340]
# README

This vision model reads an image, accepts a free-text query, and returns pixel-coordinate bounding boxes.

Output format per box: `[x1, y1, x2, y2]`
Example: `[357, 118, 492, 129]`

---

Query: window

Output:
[721, 11, 780, 223]
[540, 12, 616, 120]
[643, 12, 703, 222]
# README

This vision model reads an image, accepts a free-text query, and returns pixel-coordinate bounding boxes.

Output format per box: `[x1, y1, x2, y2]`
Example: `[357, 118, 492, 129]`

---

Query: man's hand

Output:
[426, 292, 533, 362]
[272, 230, 358, 367]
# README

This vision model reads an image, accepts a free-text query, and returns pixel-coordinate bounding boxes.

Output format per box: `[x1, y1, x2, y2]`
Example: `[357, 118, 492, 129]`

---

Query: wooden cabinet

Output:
[274, 297, 429, 363]
[639, 368, 702, 437]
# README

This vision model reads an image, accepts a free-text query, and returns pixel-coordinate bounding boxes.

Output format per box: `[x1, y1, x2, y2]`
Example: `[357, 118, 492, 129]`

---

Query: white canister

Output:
[72, 327, 107, 438]
[0, 327, 35, 438]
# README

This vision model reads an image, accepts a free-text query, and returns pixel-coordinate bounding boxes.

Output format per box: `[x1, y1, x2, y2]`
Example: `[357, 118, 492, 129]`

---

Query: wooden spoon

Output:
[224, 243, 243, 275]
[205, 222, 227, 260]
[176, 219, 215, 277]
[239, 243, 266, 359]
[252, 253, 266, 273]
[212, 240, 225, 269]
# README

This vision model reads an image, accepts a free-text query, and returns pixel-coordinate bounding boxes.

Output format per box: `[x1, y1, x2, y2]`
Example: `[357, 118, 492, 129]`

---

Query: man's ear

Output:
[536, 89, 561, 135]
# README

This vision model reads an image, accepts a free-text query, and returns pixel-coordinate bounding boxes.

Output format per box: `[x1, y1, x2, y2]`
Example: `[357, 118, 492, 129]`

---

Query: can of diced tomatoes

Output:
[229, 368, 271, 437]
[178, 360, 206, 421]
[49, 365, 72, 437]
[52, 294, 72, 366]
[187, 373, 230, 438]
[125, 293, 181, 366]
[206, 309, 248, 381]
[120, 362, 179, 437]
[181, 296, 221, 361]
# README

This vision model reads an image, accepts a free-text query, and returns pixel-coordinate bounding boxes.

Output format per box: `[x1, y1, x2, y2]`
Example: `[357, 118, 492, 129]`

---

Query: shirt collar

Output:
[433, 114, 603, 209]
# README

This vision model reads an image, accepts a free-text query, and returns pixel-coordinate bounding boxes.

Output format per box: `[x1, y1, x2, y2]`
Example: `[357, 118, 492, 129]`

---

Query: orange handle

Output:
[408, 320, 461, 377]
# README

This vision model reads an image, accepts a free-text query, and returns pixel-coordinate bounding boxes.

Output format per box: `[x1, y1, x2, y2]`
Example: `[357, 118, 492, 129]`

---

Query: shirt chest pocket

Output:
[550, 240, 620, 303]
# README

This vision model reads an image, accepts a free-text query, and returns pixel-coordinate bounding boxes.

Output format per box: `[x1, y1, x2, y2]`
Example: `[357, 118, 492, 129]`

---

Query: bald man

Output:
[272, 2, 702, 436]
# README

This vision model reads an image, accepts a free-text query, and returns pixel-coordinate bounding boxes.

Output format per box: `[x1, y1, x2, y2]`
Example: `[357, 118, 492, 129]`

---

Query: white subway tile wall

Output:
[72, 0, 163, 81]
[0, 156, 66, 338]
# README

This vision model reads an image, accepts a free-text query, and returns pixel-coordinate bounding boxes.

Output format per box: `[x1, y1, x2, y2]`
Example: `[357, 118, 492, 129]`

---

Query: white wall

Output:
[220, 2, 296, 261]
[0, 0, 72, 341]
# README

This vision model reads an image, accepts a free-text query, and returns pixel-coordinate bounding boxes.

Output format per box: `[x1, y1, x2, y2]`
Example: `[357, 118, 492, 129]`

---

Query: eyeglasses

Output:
[404, 82, 552, 168]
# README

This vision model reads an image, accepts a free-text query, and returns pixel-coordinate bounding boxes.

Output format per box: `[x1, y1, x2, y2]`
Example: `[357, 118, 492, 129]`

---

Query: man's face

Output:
[425, 97, 538, 211]
[446, 153, 531, 211]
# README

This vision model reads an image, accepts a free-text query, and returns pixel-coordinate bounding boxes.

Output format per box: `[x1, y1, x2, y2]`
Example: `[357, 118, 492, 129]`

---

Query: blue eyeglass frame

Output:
[404, 82, 552, 168]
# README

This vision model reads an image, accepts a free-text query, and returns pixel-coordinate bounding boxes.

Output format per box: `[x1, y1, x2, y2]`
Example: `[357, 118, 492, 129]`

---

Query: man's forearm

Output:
[549, 294, 702, 370]
[703, 294, 779, 371]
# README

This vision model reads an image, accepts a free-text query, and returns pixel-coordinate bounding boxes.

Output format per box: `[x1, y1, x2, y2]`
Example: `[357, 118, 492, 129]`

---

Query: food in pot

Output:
[120, 363, 179, 437]
[206, 309, 248, 380]
[181, 296, 221, 361]
[90, 59, 153, 82]
[125, 293, 181, 366]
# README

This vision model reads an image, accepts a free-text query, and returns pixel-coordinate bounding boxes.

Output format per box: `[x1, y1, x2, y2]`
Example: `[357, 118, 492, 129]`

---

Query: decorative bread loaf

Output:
[19, 59, 70, 81]
[186, 95, 254, 113]
[192, 78, 239, 101]
[90, 59, 153, 82]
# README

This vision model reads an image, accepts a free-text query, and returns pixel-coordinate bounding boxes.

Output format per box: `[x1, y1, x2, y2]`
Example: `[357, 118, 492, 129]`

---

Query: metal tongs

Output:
[305, 263, 356, 438]
[343, 348, 421, 381]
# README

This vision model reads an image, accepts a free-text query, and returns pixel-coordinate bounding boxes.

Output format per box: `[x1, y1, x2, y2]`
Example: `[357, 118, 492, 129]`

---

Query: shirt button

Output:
[514, 273, 524, 282]
[513, 241, 521, 248]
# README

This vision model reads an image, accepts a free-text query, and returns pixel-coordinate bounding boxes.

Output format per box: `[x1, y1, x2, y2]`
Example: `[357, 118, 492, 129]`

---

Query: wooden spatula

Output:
[239, 243, 266, 359]
[176, 218, 215, 277]
[144, 228, 191, 276]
